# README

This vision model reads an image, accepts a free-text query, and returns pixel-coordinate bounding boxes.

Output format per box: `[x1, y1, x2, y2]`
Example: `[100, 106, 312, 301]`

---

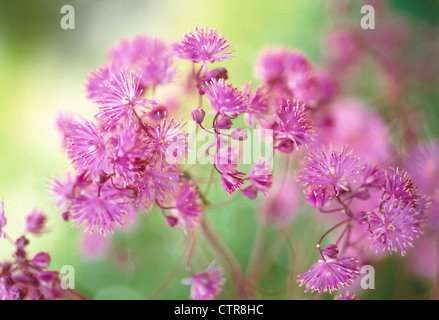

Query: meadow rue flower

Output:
[383, 168, 419, 203]
[272, 100, 314, 152]
[107, 36, 177, 88]
[367, 199, 425, 256]
[136, 164, 181, 208]
[297, 257, 360, 293]
[245, 158, 273, 197]
[255, 47, 318, 106]
[146, 116, 188, 165]
[95, 69, 156, 130]
[182, 262, 225, 300]
[241, 82, 270, 128]
[298, 146, 363, 196]
[65, 118, 111, 178]
[70, 186, 130, 236]
[204, 79, 247, 118]
[173, 27, 233, 66]
[166, 182, 202, 234]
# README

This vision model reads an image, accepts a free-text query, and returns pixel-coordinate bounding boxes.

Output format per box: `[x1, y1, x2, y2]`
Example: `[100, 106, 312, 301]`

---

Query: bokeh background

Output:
[1, 0, 439, 300]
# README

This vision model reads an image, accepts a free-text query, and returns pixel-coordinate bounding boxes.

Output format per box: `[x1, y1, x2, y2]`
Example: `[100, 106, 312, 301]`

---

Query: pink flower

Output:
[298, 146, 363, 196]
[244, 158, 273, 198]
[166, 182, 202, 233]
[297, 257, 360, 293]
[136, 165, 181, 208]
[108, 36, 177, 88]
[367, 199, 425, 256]
[174, 27, 233, 65]
[204, 79, 247, 118]
[182, 262, 225, 300]
[70, 186, 130, 236]
[91, 68, 156, 130]
[146, 117, 188, 165]
[272, 100, 314, 152]
[65, 118, 110, 178]
[255, 48, 318, 106]
[241, 82, 270, 128]
[383, 168, 419, 203]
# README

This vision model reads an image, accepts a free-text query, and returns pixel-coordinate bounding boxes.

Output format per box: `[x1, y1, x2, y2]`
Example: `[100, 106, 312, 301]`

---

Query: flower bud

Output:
[32, 252, 51, 269]
[214, 116, 233, 130]
[323, 244, 339, 259]
[165, 215, 178, 228]
[242, 186, 258, 200]
[191, 108, 205, 124]
[15, 236, 29, 249]
[25, 209, 47, 235]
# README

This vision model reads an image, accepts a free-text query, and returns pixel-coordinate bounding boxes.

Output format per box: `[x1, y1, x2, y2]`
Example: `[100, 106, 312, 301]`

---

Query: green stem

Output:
[199, 216, 243, 294]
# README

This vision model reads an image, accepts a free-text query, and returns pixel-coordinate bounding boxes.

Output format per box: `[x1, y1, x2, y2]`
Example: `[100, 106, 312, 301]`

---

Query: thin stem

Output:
[317, 218, 351, 261]
[207, 193, 243, 210]
[3, 231, 16, 247]
[148, 249, 187, 300]
[246, 222, 269, 278]
[199, 216, 243, 292]
[203, 163, 216, 196]
[186, 230, 197, 271]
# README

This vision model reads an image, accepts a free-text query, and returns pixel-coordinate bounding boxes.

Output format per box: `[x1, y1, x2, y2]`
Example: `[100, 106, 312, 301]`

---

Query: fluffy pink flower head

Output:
[204, 79, 247, 118]
[383, 168, 419, 203]
[92, 68, 156, 130]
[174, 27, 233, 65]
[70, 186, 130, 236]
[297, 257, 360, 294]
[272, 100, 314, 152]
[367, 199, 424, 256]
[298, 146, 363, 196]
[65, 118, 110, 178]
[136, 164, 181, 209]
[243, 158, 273, 199]
[0, 201, 6, 239]
[241, 82, 270, 128]
[108, 36, 177, 88]
[182, 262, 225, 300]
[146, 117, 188, 165]
[166, 182, 202, 234]
[255, 48, 318, 106]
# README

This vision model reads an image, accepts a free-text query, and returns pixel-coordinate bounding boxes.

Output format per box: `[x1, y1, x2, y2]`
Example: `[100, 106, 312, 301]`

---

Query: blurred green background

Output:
[0, 0, 438, 300]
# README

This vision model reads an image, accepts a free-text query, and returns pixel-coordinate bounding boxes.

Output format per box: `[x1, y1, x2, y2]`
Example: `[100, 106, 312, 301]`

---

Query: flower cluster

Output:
[296, 145, 430, 293]
[0, 202, 77, 300]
